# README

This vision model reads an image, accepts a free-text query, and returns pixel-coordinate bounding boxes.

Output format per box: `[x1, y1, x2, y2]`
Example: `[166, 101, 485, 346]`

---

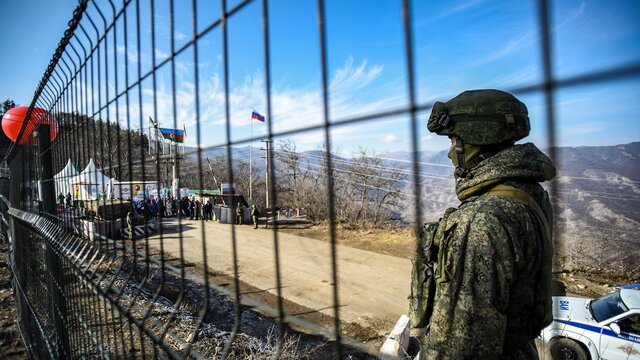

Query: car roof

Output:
[619, 283, 640, 290]
[620, 288, 640, 310]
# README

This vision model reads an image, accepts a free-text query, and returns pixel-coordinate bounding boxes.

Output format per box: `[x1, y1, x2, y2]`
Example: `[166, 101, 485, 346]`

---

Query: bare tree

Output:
[339, 148, 407, 227]
[272, 142, 407, 227]
[51, 112, 149, 182]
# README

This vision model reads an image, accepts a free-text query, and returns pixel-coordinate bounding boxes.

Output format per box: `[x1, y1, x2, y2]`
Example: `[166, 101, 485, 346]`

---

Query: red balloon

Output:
[1, 106, 59, 145]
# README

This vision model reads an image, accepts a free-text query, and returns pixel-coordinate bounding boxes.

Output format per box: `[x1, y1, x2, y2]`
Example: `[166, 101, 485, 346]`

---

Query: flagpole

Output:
[250, 113, 253, 201]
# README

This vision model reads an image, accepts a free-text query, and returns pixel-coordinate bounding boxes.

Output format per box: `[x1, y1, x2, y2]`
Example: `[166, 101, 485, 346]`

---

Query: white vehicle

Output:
[541, 284, 640, 359]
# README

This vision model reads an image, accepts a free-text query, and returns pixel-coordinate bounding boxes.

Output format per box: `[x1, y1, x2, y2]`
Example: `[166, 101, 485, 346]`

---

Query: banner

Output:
[118, 184, 131, 200]
[132, 183, 143, 197]
[148, 189, 158, 200]
[172, 178, 179, 200]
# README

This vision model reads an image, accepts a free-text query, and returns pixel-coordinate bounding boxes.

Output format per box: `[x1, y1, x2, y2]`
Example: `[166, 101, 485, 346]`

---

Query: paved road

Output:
[146, 218, 411, 328]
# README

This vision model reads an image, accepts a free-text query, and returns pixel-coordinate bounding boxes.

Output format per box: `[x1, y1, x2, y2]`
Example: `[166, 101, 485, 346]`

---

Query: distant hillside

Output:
[384, 141, 639, 274]
[555, 142, 640, 181]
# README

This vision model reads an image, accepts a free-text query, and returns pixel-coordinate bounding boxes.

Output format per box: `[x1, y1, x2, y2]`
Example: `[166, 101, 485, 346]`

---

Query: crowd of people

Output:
[130, 197, 217, 221]
[129, 197, 260, 228]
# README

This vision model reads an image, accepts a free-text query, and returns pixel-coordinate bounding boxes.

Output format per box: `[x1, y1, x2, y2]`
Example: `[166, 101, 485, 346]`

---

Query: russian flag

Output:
[251, 111, 265, 122]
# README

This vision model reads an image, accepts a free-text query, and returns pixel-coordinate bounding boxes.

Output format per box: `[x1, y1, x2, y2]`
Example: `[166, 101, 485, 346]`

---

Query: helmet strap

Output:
[454, 138, 469, 179]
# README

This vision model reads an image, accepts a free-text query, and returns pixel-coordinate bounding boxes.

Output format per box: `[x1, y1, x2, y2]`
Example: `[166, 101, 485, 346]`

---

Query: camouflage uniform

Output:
[251, 205, 259, 229]
[413, 90, 555, 359]
[126, 210, 135, 239]
[236, 203, 243, 225]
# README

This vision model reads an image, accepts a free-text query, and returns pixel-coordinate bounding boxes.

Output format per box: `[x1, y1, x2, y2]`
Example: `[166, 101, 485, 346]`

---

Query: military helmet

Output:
[427, 89, 530, 145]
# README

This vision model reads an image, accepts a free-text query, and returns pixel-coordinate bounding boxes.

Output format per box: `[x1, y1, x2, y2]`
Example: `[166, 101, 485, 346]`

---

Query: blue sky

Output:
[1, 0, 639, 155]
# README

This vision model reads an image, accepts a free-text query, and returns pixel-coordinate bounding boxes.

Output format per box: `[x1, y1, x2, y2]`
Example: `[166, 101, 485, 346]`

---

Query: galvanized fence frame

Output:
[0, 0, 639, 359]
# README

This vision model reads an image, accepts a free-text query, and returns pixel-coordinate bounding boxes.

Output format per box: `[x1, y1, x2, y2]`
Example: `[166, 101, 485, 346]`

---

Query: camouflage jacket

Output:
[422, 143, 555, 359]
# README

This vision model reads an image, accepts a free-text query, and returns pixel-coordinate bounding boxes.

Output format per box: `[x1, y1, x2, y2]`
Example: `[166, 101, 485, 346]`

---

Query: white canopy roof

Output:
[54, 159, 79, 196]
[70, 158, 115, 185]
[54, 159, 79, 181]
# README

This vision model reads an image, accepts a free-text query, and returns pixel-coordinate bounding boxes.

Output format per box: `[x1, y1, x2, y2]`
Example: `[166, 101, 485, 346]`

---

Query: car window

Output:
[618, 315, 640, 336]
[590, 292, 629, 323]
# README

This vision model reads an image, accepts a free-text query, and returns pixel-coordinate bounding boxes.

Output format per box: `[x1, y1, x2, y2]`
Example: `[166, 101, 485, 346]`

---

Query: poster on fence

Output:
[145, 183, 158, 194]
[148, 189, 158, 200]
[131, 183, 143, 197]
[117, 184, 131, 200]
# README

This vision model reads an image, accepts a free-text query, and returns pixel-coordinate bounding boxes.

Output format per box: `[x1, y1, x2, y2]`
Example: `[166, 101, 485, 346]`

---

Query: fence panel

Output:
[0, 0, 638, 359]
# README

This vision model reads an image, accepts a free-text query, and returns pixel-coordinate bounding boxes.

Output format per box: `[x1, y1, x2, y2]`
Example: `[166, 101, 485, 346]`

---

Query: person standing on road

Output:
[235, 202, 243, 225]
[58, 192, 65, 206]
[195, 200, 201, 220]
[251, 204, 259, 229]
[188, 199, 195, 220]
[204, 200, 213, 222]
[409, 89, 555, 359]
[126, 207, 135, 239]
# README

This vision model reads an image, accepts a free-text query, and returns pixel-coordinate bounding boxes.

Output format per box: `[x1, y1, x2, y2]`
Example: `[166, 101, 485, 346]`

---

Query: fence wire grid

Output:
[1, 0, 639, 359]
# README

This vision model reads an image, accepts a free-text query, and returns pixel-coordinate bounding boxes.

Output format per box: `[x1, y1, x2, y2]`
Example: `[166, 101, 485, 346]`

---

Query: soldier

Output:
[126, 207, 135, 239]
[235, 202, 243, 225]
[409, 90, 555, 359]
[251, 204, 259, 229]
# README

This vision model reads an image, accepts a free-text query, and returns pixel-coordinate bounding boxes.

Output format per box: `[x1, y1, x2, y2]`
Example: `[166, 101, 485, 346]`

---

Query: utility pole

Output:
[261, 139, 271, 209]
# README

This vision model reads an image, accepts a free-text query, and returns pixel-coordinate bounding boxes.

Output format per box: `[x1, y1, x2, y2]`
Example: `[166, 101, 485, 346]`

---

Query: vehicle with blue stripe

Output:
[541, 284, 640, 359]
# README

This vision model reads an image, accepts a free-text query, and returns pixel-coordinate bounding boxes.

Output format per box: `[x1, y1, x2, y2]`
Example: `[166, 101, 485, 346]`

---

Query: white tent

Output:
[54, 159, 79, 198]
[69, 158, 115, 200]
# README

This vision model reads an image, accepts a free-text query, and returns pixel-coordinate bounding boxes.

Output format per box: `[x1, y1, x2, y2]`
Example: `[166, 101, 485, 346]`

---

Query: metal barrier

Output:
[0, 0, 638, 359]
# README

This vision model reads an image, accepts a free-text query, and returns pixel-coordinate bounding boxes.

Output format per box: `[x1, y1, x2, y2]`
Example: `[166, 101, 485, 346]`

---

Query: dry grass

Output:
[279, 223, 416, 259]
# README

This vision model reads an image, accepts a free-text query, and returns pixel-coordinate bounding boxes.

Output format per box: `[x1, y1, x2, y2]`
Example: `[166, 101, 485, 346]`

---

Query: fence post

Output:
[37, 124, 70, 358]
[8, 146, 30, 349]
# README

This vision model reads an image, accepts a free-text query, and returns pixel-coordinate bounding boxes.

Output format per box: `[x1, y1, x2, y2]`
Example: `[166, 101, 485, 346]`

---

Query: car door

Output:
[599, 315, 640, 359]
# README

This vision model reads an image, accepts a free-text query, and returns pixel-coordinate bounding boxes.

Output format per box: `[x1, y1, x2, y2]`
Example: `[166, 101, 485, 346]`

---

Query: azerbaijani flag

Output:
[251, 111, 265, 122]
[158, 128, 185, 143]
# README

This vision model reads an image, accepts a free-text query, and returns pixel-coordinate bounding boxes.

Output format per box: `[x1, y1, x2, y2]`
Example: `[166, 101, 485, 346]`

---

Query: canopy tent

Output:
[54, 159, 79, 198]
[69, 158, 116, 200]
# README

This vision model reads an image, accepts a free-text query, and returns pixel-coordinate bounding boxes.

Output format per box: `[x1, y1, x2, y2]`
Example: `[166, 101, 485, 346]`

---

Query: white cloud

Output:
[474, 29, 538, 66]
[116, 44, 140, 63]
[102, 57, 404, 151]
[331, 56, 383, 95]
[416, 0, 489, 26]
[441, 0, 488, 18]
[154, 48, 169, 61]
[175, 31, 188, 41]
[382, 134, 399, 143]
[563, 121, 606, 135]
[473, 2, 585, 67]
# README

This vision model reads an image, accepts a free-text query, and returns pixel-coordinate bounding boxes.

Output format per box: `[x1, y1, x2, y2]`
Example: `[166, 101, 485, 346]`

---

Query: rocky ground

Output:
[0, 239, 26, 359]
[0, 221, 634, 359]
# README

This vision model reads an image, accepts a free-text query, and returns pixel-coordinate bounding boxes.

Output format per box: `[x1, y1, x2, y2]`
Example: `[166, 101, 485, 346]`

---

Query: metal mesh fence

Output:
[0, 0, 638, 359]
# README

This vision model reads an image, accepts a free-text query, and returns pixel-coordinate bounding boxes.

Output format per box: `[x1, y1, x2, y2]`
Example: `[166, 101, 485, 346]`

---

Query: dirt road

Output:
[146, 218, 411, 332]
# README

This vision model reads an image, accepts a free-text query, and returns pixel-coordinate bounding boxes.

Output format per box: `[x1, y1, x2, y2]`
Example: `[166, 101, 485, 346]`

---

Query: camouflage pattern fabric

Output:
[427, 89, 530, 145]
[420, 143, 555, 359]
